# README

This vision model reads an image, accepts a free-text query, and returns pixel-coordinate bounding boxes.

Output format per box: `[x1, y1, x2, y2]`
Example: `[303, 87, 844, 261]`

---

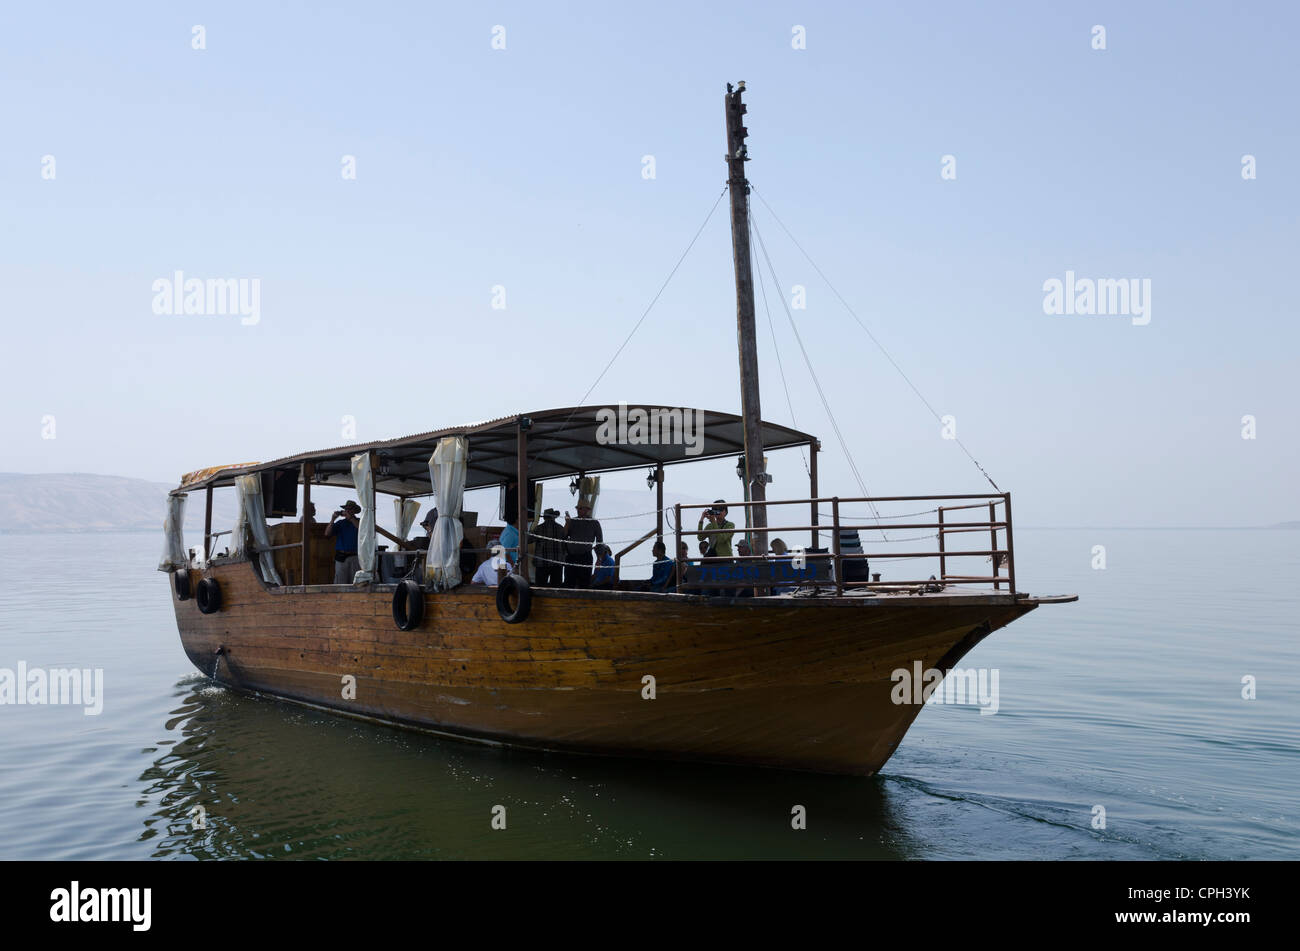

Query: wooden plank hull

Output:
[172, 563, 1036, 775]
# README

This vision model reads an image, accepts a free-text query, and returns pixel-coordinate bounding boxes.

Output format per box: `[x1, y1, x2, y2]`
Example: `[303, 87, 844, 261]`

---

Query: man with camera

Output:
[326, 500, 362, 584]
[697, 500, 735, 557]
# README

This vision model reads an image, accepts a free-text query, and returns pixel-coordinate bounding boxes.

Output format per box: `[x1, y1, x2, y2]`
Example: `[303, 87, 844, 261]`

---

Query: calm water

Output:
[0, 530, 1295, 860]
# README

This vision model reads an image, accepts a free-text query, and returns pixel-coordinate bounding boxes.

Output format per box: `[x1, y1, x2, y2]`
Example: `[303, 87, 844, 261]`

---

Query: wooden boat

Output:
[161, 85, 1075, 776]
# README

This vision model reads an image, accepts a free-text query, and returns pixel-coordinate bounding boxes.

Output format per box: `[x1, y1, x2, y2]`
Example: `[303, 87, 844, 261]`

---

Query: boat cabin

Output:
[160, 404, 1019, 600]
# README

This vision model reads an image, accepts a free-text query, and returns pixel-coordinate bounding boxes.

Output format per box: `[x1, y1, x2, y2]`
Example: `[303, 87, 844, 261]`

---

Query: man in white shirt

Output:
[470, 558, 499, 586]
[470, 541, 508, 586]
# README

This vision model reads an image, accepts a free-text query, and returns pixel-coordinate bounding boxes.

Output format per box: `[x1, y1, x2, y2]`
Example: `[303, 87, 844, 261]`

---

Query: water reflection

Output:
[137, 675, 919, 859]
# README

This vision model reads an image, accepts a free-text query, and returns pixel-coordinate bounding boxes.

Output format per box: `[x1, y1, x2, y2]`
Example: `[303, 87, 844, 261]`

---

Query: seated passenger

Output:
[649, 540, 674, 593]
[470, 552, 503, 586]
[459, 537, 479, 576]
[591, 543, 616, 588]
[769, 537, 796, 594]
[696, 539, 716, 596]
[735, 539, 755, 597]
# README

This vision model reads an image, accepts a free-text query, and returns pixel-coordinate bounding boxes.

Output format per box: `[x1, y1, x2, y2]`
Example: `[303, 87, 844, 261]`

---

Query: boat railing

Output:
[673, 492, 1016, 596]
[613, 528, 659, 583]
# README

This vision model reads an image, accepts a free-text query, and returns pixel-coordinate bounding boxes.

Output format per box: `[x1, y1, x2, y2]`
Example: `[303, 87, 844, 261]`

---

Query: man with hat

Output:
[419, 506, 439, 543]
[563, 502, 603, 588]
[326, 500, 362, 584]
[533, 508, 566, 587]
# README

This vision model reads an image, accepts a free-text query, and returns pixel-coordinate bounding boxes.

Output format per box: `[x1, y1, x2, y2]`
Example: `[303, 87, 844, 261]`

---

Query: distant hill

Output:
[0, 474, 705, 548]
[0, 473, 236, 534]
[1273, 521, 1300, 529]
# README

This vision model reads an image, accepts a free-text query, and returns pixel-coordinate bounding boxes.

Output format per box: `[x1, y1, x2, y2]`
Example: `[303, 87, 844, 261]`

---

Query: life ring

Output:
[392, 579, 425, 631]
[196, 577, 222, 614]
[496, 573, 532, 624]
[173, 570, 191, 601]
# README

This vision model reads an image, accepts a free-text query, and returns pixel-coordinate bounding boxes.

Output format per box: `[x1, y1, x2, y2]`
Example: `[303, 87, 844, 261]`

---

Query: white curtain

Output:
[236, 474, 282, 585]
[157, 493, 187, 571]
[391, 498, 421, 582]
[232, 481, 249, 555]
[350, 453, 376, 584]
[394, 498, 420, 542]
[426, 436, 467, 589]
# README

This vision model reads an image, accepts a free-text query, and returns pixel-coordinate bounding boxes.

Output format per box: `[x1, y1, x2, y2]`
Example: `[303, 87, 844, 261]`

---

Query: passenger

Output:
[419, 507, 439, 541]
[770, 537, 796, 594]
[326, 500, 361, 584]
[591, 543, 616, 588]
[695, 539, 715, 595]
[532, 508, 566, 587]
[649, 540, 674, 593]
[675, 541, 692, 591]
[735, 539, 755, 598]
[458, 534, 479, 577]
[564, 502, 603, 588]
[498, 514, 520, 568]
[470, 552, 502, 586]
[697, 501, 735, 557]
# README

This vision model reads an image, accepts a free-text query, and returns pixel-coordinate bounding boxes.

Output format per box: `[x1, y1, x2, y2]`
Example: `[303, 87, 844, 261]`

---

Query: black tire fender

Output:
[173, 570, 191, 601]
[496, 573, 532, 624]
[196, 577, 222, 614]
[392, 579, 425, 631]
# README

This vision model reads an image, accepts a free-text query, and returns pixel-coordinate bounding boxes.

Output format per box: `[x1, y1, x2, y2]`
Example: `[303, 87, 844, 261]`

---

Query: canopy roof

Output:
[176, 405, 817, 497]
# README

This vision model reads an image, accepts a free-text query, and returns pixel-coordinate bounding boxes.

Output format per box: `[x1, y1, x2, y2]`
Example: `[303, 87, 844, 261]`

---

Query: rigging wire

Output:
[561, 185, 729, 430]
[750, 209, 889, 539]
[750, 185, 1002, 493]
[749, 211, 811, 480]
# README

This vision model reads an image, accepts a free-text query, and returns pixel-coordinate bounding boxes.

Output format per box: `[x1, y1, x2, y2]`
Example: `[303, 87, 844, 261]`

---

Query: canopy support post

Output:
[655, 463, 664, 540]
[301, 462, 313, 585]
[809, 439, 819, 551]
[204, 485, 213, 561]
[516, 420, 529, 577]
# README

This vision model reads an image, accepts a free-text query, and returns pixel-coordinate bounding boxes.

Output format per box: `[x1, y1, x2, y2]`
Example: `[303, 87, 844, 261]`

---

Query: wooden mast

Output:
[724, 82, 767, 551]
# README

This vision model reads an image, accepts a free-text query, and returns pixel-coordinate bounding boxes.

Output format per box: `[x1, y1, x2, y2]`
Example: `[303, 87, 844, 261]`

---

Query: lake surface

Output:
[0, 530, 1295, 860]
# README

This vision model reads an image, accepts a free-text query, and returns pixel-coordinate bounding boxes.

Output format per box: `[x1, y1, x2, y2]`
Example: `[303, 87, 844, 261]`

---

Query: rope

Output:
[750, 210, 811, 479]
[560, 185, 729, 430]
[751, 185, 1002, 493]
[750, 212, 889, 540]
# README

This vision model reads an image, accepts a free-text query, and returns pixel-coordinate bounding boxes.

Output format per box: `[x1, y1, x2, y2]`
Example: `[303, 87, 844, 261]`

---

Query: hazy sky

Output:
[2, 1, 1295, 526]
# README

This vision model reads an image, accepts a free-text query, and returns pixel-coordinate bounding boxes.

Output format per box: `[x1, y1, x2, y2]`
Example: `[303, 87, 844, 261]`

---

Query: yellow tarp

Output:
[179, 463, 261, 488]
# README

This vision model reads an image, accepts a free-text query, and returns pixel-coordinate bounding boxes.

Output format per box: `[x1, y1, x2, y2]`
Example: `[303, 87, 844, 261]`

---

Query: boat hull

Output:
[171, 562, 1037, 775]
